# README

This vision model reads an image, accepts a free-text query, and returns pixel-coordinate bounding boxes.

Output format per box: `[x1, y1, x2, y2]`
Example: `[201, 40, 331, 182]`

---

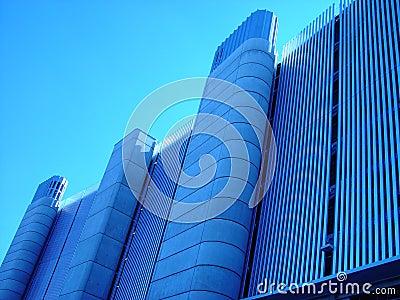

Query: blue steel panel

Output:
[60, 132, 155, 300]
[0, 196, 58, 299]
[247, 0, 400, 297]
[24, 200, 80, 299]
[44, 190, 97, 299]
[112, 123, 192, 300]
[148, 11, 277, 300]
[211, 10, 276, 73]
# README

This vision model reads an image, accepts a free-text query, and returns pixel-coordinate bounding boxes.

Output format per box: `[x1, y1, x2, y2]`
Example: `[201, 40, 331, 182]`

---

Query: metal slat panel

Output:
[248, 0, 399, 296]
[387, 0, 400, 257]
[112, 126, 192, 300]
[24, 201, 80, 299]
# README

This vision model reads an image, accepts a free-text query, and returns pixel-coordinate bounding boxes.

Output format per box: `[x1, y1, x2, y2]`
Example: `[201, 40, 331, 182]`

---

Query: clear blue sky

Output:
[0, 0, 334, 263]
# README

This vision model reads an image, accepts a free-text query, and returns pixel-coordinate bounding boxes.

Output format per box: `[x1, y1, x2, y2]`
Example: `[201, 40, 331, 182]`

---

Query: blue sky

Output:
[0, 0, 334, 262]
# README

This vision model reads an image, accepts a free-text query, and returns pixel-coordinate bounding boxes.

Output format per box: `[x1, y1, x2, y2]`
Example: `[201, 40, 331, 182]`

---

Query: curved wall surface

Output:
[147, 11, 277, 300]
[0, 196, 58, 299]
[23, 185, 98, 300]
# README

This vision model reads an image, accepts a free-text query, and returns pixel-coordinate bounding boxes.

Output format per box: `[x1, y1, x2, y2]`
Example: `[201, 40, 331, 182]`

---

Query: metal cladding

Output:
[0, 176, 67, 299]
[1, 2, 399, 299]
[246, 0, 400, 297]
[146, 11, 277, 300]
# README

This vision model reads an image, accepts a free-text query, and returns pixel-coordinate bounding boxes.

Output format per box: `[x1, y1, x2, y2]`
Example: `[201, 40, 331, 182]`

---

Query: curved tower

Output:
[0, 176, 67, 299]
[147, 10, 278, 300]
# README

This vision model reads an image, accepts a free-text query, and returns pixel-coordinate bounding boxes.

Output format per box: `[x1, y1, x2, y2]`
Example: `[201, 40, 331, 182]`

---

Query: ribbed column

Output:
[0, 197, 58, 299]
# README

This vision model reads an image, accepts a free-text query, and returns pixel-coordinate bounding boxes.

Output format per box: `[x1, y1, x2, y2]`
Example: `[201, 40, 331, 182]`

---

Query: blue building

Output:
[1, 1, 399, 299]
[0, 176, 68, 299]
[245, 0, 400, 298]
[24, 184, 98, 299]
[111, 122, 193, 300]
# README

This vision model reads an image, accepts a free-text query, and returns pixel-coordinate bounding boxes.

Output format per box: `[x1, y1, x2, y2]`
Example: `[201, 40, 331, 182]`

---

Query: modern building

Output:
[110, 122, 193, 300]
[0, 176, 68, 299]
[144, 10, 277, 300]
[24, 184, 98, 299]
[1, 1, 399, 299]
[245, 0, 400, 298]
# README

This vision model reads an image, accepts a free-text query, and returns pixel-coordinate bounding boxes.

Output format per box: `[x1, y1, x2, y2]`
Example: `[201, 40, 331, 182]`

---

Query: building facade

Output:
[1, 1, 399, 299]
[110, 122, 193, 300]
[24, 184, 98, 299]
[144, 10, 277, 300]
[245, 0, 400, 298]
[0, 176, 68, 299]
